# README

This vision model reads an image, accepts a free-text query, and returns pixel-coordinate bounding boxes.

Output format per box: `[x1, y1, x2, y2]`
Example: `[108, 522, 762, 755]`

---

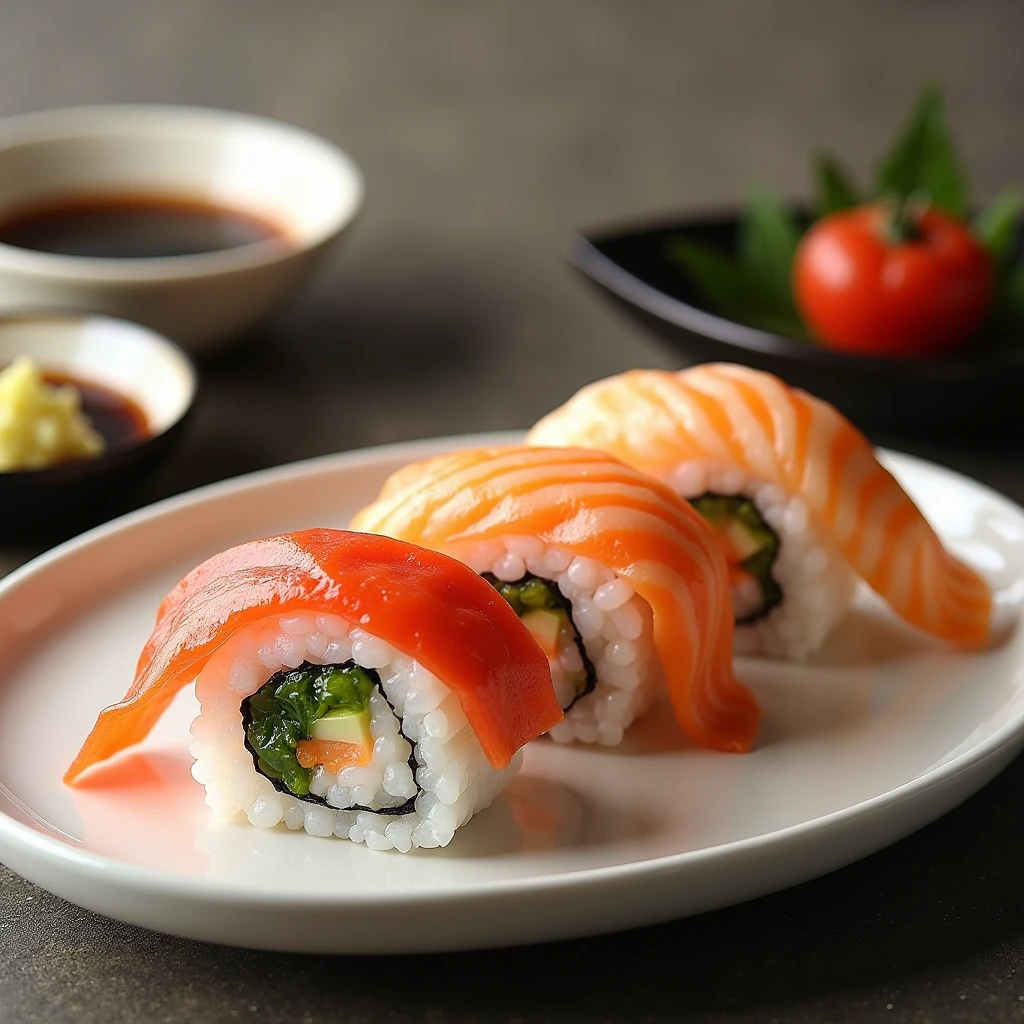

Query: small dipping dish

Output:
[0, 312, 196, 542]
[0, 105, 364, 355]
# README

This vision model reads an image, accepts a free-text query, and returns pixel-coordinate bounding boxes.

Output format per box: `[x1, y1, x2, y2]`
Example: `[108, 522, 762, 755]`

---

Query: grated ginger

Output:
[0, 357, 105, 471]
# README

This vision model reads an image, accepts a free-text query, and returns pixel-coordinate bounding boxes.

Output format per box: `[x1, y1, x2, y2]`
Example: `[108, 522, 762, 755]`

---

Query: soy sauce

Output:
[44, 371, 150, 446]
[0, 193, 287, 259]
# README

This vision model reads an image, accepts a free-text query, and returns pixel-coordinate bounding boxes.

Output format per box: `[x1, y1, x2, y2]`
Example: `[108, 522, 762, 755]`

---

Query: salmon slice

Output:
[528, 365, 992, 649]
[295, 738, 372, 773]
[352, 446, 761, 753]
[65, 530, 560, 785]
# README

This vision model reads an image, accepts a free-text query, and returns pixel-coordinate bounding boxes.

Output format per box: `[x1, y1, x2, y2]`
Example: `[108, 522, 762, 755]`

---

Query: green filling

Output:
[690, 493, 783, 622]
[243, 661, 377, 797]
[489, 574, 564, 616]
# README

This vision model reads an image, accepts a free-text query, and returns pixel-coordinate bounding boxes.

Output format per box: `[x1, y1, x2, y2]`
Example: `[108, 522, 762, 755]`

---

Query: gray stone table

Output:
[2, 1, 1024, 1020]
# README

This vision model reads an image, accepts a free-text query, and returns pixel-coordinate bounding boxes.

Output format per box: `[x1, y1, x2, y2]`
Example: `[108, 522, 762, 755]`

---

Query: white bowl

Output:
[0, 106, 364, 355]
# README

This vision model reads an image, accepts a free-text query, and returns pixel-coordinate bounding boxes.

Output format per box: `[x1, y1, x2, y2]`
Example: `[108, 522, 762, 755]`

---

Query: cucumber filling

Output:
[483, 572, 597, 709]
[690, 493, 782, 623]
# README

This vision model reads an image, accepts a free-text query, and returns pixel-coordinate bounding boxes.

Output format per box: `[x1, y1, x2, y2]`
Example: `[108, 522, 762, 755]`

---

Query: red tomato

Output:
[793, 204, 993, 357]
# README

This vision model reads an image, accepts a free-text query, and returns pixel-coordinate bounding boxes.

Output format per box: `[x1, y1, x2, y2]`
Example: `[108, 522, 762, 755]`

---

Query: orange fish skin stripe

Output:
[353, 446, 761, 753]
[528, 365, 991, 649]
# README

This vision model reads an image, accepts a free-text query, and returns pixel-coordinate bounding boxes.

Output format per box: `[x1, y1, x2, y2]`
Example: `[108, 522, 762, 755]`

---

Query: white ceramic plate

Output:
[0, 435, 1021, 954]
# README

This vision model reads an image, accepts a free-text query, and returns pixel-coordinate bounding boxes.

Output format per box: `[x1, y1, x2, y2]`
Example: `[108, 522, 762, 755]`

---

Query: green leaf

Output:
[666, 237, 769, 316]
[739, 311, 813, 340]
[973, 189, 1022, 267]
[1004, 261, 1024, 321]
[316, 664, 376, 712]
[980, 259, 1024, 349]
[874, 84, 968, 215]
[975, 193, 1024, 348]
[665, 236, 810, 340]
[814, 152, 860, 217]
[738, 190, 802, 316]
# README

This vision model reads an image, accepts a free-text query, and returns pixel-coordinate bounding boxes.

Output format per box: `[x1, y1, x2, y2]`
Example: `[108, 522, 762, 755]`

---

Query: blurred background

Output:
[1, 0, 1019, 512]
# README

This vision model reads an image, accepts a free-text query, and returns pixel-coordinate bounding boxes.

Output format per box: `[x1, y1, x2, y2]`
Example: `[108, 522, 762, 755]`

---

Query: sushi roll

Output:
[64, 530, 562, 850]
[528, 364, 992, 659]
[351, 446, 760, 751]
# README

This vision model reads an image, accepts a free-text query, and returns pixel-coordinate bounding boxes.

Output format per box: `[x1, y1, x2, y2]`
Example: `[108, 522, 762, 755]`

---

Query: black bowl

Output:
[568, 212, 1024, 433]
[0, 312, 197, 542]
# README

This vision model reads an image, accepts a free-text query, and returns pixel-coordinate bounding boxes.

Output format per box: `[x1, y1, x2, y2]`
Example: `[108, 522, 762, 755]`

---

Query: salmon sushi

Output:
[529, 364, 992, 659]
[352, 446, 760, 752]
[65, 530, 561, 850]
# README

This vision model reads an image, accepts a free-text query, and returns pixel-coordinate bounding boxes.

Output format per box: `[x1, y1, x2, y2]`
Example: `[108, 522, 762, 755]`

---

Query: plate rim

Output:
[0, 434, 1021, 912]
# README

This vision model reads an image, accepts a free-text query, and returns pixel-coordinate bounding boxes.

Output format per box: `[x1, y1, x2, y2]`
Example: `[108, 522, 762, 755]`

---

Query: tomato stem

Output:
[881, 195, 922, 245]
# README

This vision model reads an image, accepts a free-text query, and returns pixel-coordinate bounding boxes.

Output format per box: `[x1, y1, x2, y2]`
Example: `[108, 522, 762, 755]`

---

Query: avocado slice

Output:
[522, 608, 565, 655]
[724, 518, 764, 561]
[311, 706, 373, 747]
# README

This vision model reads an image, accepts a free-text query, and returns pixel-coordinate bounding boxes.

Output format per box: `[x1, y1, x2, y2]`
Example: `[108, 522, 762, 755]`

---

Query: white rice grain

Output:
[440, 536, 663, 746]
[671, 460, 858, 659]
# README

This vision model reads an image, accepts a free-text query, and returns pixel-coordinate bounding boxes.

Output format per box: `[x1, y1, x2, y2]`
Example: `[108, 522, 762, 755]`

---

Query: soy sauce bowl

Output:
[0, 312, 197, 543]
[0, 105, 364, 355]
[569, 211, 1024, 434]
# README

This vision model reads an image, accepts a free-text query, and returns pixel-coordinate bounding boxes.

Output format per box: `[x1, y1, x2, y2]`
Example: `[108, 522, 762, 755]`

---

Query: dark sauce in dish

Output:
[0, 194, 288, 259]
[43, 371, 150, 447]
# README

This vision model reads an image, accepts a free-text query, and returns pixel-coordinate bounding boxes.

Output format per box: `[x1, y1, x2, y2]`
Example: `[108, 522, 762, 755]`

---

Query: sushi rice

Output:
[351, 444, 759, 753]
[189, 612, 519, 851]
[528, 364, 993, 658]
[448, 537, 660, 745]
[670, 462, 858, 660]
